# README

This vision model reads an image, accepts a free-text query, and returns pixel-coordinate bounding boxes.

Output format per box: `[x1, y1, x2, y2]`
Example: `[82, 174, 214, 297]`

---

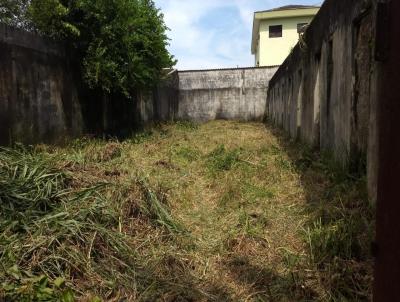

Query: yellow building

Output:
[251, 5, 320, 67]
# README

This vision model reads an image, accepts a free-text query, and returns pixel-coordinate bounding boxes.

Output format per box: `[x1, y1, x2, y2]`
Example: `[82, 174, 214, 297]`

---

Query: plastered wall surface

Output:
[266, 0, 377, 200]
[0, 24, 83, 145]
[177, 67, 278, 122]
[0, 23, 278, 144]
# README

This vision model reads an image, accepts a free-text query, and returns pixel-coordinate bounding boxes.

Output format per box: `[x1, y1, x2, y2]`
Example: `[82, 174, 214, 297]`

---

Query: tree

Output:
[0, 0, 31, 29]
[27, 0, 78, 38]
[27, 0, 176, 96]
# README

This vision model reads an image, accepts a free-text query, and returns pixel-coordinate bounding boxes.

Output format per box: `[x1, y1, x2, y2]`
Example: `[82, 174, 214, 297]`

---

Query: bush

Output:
[4, 0, 176, 96]
[0, 0, 31, 29]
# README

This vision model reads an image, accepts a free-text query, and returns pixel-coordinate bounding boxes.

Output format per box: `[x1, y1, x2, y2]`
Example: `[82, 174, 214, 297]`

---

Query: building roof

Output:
[259, 5, 320, 13]
[251, 5, 320, 54]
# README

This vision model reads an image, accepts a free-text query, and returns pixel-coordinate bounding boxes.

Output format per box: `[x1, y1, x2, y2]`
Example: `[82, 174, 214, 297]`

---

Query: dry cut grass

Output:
[0, 121, 374, 301]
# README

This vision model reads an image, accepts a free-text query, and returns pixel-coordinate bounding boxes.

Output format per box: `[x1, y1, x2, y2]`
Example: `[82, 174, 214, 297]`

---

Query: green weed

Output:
[242, 183, 274, 203]
[127, 130, 153, 144]
[301, 163, 374, 300]
[237, 209, 269, 237]
[174, 146, 201, 162]
[175, 121, 199, 131]
[206, 145, 241, 173]
[2, 269, 74, 302]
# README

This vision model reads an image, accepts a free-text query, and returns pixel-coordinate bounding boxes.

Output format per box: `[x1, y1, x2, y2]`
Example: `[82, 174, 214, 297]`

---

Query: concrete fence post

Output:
[373, 0, 400, 300]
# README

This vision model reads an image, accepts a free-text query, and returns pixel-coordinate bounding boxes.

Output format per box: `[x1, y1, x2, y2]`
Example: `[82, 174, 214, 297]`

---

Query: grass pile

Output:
[0, 121, 374, 301]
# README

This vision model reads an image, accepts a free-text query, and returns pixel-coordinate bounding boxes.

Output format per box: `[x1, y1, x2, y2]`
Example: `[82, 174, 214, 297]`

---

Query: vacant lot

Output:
[0, 121, 373, 301]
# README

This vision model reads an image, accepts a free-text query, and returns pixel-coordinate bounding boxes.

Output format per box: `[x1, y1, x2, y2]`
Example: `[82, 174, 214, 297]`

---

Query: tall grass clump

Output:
[304, 176, 374, 300]
[0, 146, 185, 300]
[136, 178, 186, 234]
[0, 147, 67, 215]
[291, 145, 375, 301]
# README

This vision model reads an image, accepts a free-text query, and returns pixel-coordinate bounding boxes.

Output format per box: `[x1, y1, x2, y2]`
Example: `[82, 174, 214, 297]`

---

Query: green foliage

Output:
[26, 0, 175, 95]
[78, 0, 175, 94]
[27, 0, 78, 38]
[2, 268, 74, 302]
[0, 146, 66, 214]
[0, 0, 31, 28]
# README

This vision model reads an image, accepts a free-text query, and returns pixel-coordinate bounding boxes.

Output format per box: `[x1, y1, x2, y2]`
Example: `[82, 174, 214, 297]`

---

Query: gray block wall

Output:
[0, 24, 278, 145]
[177, 67, 278, 122]
[0, 24, 83, 145]
[266, 0, 378, 200]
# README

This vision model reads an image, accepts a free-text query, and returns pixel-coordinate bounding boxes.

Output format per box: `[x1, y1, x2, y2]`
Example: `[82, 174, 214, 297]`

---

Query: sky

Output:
[154, 0, 323, 70]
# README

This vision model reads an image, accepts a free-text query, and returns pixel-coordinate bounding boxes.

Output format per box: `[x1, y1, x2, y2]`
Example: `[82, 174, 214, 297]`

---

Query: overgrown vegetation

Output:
[0, 0, 31, 29]
[287, 142, 374, 301]
[0, 146, 189, 300]
[0, 121, 374, 301]
[0, 0, 175, 96]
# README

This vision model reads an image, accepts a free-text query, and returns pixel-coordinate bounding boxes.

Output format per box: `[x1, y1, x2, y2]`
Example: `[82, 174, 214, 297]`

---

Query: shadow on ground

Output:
[265, 124, 374, 301]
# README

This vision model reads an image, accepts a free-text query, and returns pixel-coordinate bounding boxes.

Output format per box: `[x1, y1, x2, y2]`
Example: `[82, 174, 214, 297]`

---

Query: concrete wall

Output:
[0, 24, 83, 145]
[177, 67, 278, 122]
[102, 67, 278, 126]
[0, 24, 179, 144]
[152, 70, 179, 122]
[266, 0, 377, 199]
[0, 24, 278, 144]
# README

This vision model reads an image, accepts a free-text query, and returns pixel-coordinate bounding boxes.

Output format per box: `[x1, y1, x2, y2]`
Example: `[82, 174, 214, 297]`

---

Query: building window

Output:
[297, 23, 308, 34]
[269, 25, 282, 38]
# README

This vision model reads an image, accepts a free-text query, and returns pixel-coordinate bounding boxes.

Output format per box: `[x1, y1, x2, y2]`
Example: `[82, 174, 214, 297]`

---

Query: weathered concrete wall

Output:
[0, 24, 179, 144]
[177, 67, 278, 122]
[153, 70, 179, 121]
[0, 24, 277, 144]
[0, 24, 83, 145]
[96, 72, 179, 137]
[100, 67, 278, 125]
[266, 0, 377, 198]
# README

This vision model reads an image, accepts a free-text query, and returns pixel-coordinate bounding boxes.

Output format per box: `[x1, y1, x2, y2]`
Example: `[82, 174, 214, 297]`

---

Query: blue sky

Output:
[154, 0, 323, 70]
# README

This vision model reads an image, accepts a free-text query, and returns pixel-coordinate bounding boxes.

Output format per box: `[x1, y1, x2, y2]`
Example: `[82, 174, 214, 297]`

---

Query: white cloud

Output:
[158, 1, 218, 68]
[155, 0, 321, 70]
